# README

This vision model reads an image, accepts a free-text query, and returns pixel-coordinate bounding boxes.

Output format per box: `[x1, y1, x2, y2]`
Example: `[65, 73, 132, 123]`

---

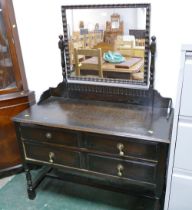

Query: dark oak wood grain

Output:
[0, 91, 35, 176]
[87, 154, 156, 183]
[14, 97, 173, 144]
[84, 133, 158, 161]
[20, 124, 79, 147]
[13, 94, 172, 202]
[24, 142, 81, 168]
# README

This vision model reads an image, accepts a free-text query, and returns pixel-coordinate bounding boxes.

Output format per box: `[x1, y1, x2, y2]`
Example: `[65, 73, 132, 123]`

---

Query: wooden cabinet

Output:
[12, 6, 173, 209]
[0, 0, 35, 177]
[13, 94, 173, 209]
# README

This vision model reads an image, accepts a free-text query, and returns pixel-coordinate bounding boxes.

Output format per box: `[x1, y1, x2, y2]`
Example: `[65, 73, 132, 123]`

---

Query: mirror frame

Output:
[61, 4, 151, 89]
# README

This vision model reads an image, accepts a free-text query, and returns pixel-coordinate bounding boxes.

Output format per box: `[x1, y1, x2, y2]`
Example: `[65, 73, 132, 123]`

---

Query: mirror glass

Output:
[0, 7, 16, 91]
[62, 4, 150, 87]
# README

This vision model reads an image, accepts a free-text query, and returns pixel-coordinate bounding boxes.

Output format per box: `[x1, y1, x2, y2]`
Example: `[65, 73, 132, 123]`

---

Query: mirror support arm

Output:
[58, 35, 67, 82]
[149, 36, 156, 90]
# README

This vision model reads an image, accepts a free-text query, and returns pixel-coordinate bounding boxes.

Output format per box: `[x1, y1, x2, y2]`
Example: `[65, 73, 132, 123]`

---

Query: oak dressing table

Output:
[13, 4, 173, 210]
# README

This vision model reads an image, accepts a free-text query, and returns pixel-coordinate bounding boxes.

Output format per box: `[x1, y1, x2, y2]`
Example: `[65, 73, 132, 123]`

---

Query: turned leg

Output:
[154, 198, 161, 210]
[25, 167, 36, 200]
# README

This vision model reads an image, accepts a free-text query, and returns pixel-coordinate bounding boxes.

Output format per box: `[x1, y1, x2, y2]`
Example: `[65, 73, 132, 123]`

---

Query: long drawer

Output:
[20, 124, 79, 147]
[84, 133, 158, 161]
[87, 154, 157, 183]
[23, 142, 81, 168]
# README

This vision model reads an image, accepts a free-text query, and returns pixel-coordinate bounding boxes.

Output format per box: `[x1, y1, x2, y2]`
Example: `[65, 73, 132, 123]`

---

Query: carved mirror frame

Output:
[61, 4, 151, 89]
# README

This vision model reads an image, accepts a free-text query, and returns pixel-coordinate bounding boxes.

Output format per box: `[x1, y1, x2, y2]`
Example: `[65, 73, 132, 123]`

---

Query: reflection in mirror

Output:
[63, 4, 150, 86]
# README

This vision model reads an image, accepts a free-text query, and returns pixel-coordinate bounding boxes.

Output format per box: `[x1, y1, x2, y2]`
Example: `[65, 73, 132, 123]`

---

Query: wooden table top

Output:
[82, 56, 144, 73]
[102, 58, 144, 73]
[13, 97, 173, 144]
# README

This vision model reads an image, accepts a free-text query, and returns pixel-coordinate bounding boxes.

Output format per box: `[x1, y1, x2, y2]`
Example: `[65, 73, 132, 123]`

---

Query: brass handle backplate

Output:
[117, 143, 124, 156]
[49, 152, 55, 163]
[117, 164, 124, 177]
[46, 132, 52, 139]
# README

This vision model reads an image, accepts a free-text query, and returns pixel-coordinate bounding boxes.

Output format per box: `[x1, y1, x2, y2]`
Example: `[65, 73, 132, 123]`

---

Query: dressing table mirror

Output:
[13, 4, 173, 210]
[64, 4, 150, 87]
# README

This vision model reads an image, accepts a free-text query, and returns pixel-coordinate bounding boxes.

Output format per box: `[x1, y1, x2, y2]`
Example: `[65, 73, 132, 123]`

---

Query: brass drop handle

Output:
[117, 143, 124, 156]
[49, 152, 55, 163]
[117, 164, 124, 177]
[46, 132, 52, 139]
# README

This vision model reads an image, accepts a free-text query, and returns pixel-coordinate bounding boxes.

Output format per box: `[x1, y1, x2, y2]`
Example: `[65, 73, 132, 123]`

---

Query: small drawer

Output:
[87, 154, 157, 183]
[20, 124, 78, 147]
[24, 142, 80, 168]
[84, 134, 158, 161]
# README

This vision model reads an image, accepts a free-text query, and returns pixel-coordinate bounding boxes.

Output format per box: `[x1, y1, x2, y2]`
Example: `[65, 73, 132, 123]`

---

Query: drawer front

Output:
[87, 154, 157, 183]
[168, 170, 192, 210]
[180, 58, 192, 117]
[174, 119, 192, 170]
[84, 134, 157, 160]
[24, 142, 80, 168]
[20, 125, 78, 147]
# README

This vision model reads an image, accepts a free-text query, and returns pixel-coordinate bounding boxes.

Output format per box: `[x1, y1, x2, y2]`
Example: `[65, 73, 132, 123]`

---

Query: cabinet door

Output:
[174, 118, 192, 171]
[0, 0, 28, 95]
[180, 53, 192, 116]
[0, 5, 16, 91]
[168, 170, 192, 210]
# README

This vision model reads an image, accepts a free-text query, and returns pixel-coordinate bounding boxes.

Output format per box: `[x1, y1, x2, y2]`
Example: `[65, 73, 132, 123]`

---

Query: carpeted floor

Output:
[0, 171, 157, 210]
